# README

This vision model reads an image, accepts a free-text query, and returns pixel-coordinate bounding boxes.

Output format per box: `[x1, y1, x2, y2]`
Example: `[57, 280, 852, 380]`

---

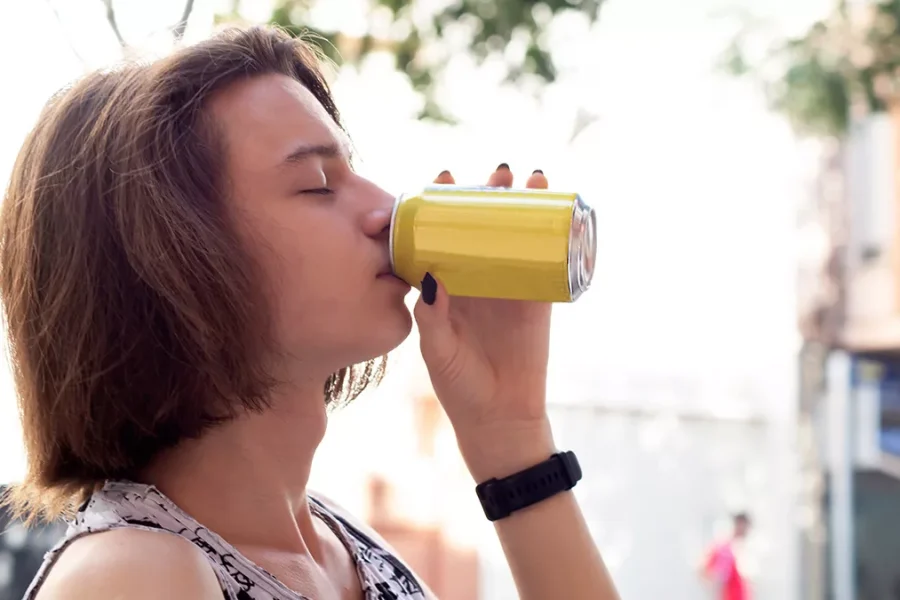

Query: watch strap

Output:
[475, 450, 582, 522]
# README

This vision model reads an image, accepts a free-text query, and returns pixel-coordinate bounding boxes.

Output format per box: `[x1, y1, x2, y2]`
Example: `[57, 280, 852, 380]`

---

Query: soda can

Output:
[389, 185, 596, 302]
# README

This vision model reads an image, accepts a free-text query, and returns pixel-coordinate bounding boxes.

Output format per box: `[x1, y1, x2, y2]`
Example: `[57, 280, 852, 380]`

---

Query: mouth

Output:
[377, 270, 410, 289]
[376, 261, 396, 278]
[377, 272, 404, 281]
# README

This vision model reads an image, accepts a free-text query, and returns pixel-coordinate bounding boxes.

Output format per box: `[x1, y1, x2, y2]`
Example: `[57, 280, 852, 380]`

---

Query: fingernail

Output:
[496, 163, 510, 171]
[439, 170, 450, 177]
[532, 169, 543, 175]
[421, 272, 437, 306]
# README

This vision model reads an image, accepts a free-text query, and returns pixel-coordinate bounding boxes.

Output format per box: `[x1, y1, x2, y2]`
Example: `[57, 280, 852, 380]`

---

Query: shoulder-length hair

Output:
[0, 25, 384, 524]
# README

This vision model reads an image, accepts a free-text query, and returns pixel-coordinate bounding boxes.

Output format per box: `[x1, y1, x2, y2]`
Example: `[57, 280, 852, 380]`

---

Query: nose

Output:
[362, 208, 392, 241]
[361, 185, 395, 242]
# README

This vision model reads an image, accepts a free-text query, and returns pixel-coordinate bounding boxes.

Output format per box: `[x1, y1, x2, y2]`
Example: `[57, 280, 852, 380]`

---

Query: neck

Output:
[142, 378, 329, 554]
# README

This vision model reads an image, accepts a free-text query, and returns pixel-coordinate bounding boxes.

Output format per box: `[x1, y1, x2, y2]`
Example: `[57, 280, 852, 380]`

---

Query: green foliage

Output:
[269, 3, 342, 65]
[763, 28, 852, 138]
[720, 0, 900, 138]
[261, 0, 605, 122]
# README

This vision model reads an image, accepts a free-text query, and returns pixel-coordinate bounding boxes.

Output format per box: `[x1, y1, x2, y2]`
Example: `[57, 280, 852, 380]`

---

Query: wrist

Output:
[455, 418, 557, 483]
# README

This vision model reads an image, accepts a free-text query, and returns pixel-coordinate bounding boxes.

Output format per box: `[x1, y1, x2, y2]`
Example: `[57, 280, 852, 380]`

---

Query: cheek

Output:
[258, 225, 366, 337]
[229, 200, 370, 343]
[269, 259, 370, 357]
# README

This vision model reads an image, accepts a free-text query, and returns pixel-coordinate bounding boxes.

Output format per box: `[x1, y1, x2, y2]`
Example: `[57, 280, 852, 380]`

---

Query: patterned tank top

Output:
[23, 480, 428, 600]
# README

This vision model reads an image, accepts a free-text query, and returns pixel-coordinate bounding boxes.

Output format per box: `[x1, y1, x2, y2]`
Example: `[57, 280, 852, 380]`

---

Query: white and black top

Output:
[23, 481, 428, 600]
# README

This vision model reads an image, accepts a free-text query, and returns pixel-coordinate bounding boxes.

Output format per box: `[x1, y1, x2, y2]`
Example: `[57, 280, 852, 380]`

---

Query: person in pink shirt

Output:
[702, 513, 752, 600]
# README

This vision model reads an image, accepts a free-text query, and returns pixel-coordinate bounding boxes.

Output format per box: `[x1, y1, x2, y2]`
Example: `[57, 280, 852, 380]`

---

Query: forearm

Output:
[456, 419, 620, 600]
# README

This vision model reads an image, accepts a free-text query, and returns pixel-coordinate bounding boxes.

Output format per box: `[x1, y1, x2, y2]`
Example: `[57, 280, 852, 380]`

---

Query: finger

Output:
[525, 169, 548, 189]
[434, 170, 455, 184]
[414, 272, 455, 363]
[487, 163, 513, 188]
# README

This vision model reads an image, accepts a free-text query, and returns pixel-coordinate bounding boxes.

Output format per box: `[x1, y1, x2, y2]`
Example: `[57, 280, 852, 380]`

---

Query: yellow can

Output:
[389, 185, 596, 302]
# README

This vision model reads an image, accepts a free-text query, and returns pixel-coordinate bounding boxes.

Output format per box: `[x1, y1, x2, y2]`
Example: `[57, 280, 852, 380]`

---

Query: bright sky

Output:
[0, 0, 830, 482]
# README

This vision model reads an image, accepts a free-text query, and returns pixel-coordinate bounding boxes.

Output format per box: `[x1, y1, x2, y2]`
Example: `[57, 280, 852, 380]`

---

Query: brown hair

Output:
[0, 25, 384, 524]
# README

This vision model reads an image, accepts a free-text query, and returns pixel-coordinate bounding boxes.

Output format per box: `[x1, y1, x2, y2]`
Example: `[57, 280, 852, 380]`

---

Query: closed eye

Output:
[299, 188, 334, 196]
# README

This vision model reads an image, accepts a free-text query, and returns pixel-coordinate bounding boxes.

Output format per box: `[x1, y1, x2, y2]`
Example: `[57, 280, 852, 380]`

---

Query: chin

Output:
[379, 306, 414, 353]
[352, 305, 413, 364]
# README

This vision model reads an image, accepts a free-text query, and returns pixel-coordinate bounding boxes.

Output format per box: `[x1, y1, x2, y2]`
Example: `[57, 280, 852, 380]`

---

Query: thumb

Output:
[414, 272, 455, 363]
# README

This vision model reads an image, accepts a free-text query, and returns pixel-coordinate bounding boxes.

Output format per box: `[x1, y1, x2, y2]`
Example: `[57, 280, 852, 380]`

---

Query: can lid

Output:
[568, 195, 596, 301]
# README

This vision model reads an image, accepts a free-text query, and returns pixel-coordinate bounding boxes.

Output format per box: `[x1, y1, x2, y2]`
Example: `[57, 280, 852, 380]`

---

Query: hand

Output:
[413, 165, 557, 481]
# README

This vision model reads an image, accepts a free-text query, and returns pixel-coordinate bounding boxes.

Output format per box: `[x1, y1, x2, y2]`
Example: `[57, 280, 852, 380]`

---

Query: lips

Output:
[378, 272, 405, 282]
[376, 258, 395, 278]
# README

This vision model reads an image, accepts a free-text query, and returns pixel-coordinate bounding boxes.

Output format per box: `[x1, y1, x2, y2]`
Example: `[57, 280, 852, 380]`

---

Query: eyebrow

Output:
[281, 142, 345, 166]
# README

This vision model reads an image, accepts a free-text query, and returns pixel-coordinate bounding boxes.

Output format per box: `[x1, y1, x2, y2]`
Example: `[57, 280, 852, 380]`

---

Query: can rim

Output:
[567, 194, 596, 301]
[388, 193, 404, 274]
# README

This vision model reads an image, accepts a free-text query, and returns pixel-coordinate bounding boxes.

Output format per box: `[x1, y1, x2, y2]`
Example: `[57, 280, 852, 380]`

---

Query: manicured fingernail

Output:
[496, 163, 510, 171]
[421, 272, 436, 306]
[532, 169, 543, 175]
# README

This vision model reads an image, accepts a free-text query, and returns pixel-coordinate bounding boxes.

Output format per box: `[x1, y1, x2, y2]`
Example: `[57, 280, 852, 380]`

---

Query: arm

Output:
[456, 419, 620, 600]
[35, 528, 223, 600]
[413, 167, 621, 600]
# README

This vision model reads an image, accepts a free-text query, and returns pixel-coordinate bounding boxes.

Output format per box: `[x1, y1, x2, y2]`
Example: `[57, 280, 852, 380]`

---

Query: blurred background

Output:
[2, 0, 899, 598]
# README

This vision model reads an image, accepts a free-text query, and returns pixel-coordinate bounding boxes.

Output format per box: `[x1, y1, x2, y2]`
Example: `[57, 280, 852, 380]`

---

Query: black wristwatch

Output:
[475, 451, 582, 522]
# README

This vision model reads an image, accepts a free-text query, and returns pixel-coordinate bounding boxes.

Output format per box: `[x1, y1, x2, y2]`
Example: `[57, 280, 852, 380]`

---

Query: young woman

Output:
[1, 25, 619, 600]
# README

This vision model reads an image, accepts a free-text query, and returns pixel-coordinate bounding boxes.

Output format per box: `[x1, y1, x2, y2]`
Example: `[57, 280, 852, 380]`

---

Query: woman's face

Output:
[208, 73, 413, 377]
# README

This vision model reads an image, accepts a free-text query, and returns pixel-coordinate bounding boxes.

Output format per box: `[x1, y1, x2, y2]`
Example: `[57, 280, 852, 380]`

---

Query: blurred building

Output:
[0, 493, 64, 600]
[797, 100, 900, 599]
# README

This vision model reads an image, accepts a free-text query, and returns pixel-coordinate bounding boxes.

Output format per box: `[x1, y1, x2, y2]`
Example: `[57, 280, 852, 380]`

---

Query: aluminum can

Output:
[389, 185, 596, 302]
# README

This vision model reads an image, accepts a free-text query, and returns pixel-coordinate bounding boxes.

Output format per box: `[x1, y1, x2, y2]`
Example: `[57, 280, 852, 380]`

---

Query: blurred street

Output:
[6, 0, 900, 598]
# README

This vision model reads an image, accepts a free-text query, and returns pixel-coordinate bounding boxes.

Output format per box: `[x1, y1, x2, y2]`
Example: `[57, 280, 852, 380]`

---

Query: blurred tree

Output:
[218, 0, 606, 122]
[718, 0, 900, 138]
[101, 0, 197, 47]
[45, 0, 199, 68]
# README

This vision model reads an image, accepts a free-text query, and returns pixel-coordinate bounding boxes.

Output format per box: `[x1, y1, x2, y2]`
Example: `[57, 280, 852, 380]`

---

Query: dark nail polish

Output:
[496, 163, 510, 171]
[532, 169, 543, 175]
[421, 272, 437, 306]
